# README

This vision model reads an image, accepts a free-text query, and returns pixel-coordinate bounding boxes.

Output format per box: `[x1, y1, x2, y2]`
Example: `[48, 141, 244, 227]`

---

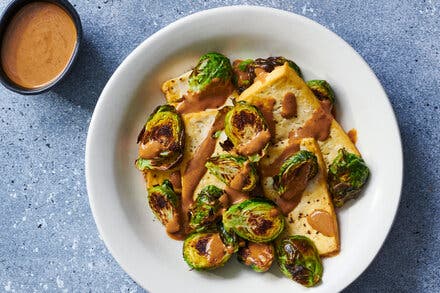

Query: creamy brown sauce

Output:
[177, 78, 233, 114]
[225, 186, 249, 204]
[275, 196, 302, 216]
[275, 163, 313, 215]
[229, 161, 251, 190]
[236, 129, 271, 156]
[180, 109, 228, 234]
[281, 163, 313, 201]
[241, 242, 274, 271]
[281, 92, 297, 118]
[264, 101, 334, 214]
[263, 102, 332, 178]
[232, 59, 254, 91]
[167, 230, 185, 241]
[262, 140, 300, 178]
[165, 215, 180, 234]
[204, 233, 227, 263]
[169, 170, 182, 190]
[348, 128, 357, 144]
[218, 193, 229, 208]
[254, 97, 276, 141]
[294, 103, 333, 141]
[225, 161, 252, 204]
[307, 209, 336, 237]
[1, 2, 77, 89]
[138, 140, 165, 159]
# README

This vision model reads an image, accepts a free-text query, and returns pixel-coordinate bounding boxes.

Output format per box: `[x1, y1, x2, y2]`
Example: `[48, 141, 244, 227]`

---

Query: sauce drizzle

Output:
[180, 108, 228, 234]
[348, 128, 357, 144]
[307, 209, 336, 237]
[254, 97, 276, 141]
[263, 101, 333, 214]
[281, 92, 297, 118]
[177, 78, 233, 114]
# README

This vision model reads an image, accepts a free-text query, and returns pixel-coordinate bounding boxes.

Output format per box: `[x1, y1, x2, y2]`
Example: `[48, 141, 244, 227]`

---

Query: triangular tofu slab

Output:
[284, 138, 340, 256]
[237, 63, 360, 166]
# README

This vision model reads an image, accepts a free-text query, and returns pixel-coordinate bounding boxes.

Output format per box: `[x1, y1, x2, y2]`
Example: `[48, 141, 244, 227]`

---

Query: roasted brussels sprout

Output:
[188, 52, 233, 92]
[205, 154, 258, 192]
[136, 105, 184, 171]
[224, 101, 271, 159]
[306, 80, 336, 105]
[273, 150, 318, 197]
[183, 231, 233, 270]
[276, 235, 323, 287]
[233, 56, 302, 92]
[237, 241, 275, 272]
[232, 59, 255, 92]
[147, 180, 181, 233]
[328, 148, 370, 207]
[254, 56, 302, 77]
[218, 222, 242, 253]
[189, 185, 225, 231]
[223, 199, 284, 243]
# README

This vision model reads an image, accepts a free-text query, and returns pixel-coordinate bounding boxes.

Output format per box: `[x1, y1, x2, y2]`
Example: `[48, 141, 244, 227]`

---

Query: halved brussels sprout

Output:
[306, 80, 336, 105]
[183, 231, 233, 270]
[222, 199, 284, 243]
[224, 101, 271, 159]
[237, 241, 275, 272]
[188, 52, 233, 93]
[147, 180, 181, 233]
[232, 56, 302, 92]
[276, 235, 323, 287]
[328, 148, 370, 207]
[189, 185, 225, 231]
[273, 150, 318, 197]
[136, 105, 184, 171]
[254, 56, 302, 77]
[218, 222, 243, 254]
[205, 154, 258, 192]
[232, 59, 254, 93]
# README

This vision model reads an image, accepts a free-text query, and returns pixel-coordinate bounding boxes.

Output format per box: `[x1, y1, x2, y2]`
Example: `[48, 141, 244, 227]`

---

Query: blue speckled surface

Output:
[0, 0, 439, 292]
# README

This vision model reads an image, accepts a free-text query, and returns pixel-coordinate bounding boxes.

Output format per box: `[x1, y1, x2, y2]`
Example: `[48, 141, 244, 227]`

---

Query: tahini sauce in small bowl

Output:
[0, 1, 81, 93]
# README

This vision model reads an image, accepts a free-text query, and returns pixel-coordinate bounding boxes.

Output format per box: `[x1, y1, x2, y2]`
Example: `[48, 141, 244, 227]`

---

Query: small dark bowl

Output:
[0, 0, 82, 95]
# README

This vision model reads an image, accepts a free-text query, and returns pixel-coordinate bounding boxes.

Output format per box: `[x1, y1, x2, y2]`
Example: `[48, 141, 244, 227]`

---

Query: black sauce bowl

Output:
[0, 0, 82, 95]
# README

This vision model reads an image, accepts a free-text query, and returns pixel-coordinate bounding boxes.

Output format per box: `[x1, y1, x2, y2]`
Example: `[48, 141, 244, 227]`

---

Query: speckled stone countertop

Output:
[0, 0, 439, 292]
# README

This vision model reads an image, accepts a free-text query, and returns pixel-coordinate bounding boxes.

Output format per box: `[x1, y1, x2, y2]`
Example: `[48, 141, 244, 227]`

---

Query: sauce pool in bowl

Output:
[0, 0, 81, 94]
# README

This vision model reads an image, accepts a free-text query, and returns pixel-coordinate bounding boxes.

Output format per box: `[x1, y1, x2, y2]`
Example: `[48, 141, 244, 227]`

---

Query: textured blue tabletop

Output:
[1, 0, 439, 292]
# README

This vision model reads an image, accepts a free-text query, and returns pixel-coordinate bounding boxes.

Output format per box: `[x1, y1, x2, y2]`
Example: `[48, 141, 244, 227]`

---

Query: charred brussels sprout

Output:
[136, 105, 184, 171]
[147, 180, 181, 233]
[188, 52, 233, 92]
[205, 154, 258, 192]
[224, 101, 271, 159]
[218, 222, 242, 253]
[306, 80, 336, 105]
[276, 236, 323, 287]
[232, 59, 254, 92]
[183, 231, 232, 270]
[237, 241, 275, 272]
[233, 56, 302, 93]
[223, 199, 284, 243]
[328, 148, 370, 207]
[189, 185, 224, 231]
[254, 56, 302, 77]
[273, 150, 318, 196]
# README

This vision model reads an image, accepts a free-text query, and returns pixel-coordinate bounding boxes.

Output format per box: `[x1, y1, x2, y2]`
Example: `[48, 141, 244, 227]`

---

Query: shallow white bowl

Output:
[86, 6, 402, 292]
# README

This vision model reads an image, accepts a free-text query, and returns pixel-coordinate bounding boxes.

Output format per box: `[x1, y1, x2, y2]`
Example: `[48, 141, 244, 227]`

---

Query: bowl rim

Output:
[0, 0, 82, 95]
[85, 5, 403, 292]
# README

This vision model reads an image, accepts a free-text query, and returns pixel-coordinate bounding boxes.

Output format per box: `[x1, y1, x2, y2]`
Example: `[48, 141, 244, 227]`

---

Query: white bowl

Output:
[86, 6, 402, 292]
